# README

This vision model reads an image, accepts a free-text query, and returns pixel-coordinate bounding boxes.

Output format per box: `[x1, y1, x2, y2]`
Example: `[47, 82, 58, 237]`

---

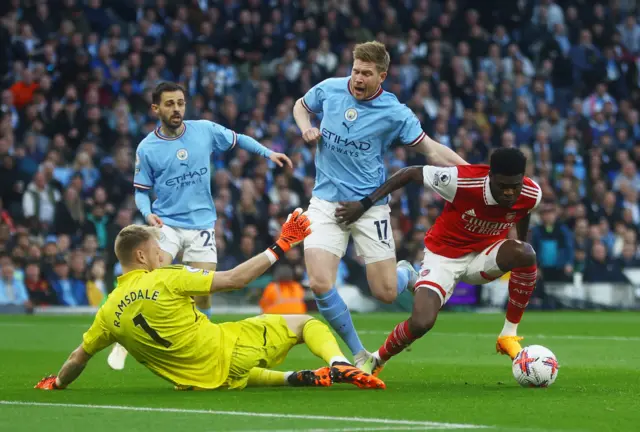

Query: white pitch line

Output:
[358, 331, 640, 342]
[0, 401, 488, 430]
[233, 427, 446, 432]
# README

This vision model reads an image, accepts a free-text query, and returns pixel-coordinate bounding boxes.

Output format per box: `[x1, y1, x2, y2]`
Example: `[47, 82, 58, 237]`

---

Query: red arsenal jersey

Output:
[421, 165, 541, 258]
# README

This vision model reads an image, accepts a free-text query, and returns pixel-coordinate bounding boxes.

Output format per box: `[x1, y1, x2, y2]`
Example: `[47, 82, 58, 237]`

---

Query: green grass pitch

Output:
[1, 312, 639, 431]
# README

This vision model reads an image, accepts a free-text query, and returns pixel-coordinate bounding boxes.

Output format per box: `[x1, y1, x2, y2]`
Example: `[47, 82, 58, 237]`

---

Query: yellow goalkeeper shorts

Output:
[220, 314, 299, 389]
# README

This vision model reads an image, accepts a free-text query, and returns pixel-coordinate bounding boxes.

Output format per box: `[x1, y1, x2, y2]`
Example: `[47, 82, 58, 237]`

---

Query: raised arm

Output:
[335, 166, 424, 225]
[293, 98, 314, 134]
[209, 121, 292, 168]
[396, 107, 467, 167]
[236, 133, 292, 168]
[413, 135, 469, 167]
[211, 208, 311, 292]
[294, 81, 325, 144]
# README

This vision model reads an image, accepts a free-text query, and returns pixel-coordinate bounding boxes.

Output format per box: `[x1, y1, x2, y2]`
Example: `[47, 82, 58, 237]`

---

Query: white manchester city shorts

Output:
[304, 197, 396, 264]
[415, 239, 508, 306]
[158, 224, 217, 264]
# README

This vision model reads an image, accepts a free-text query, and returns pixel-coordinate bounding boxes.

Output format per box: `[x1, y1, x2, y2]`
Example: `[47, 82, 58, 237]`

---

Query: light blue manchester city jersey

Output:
[134, 120, 236, 229]
[302, 77, 426, 203]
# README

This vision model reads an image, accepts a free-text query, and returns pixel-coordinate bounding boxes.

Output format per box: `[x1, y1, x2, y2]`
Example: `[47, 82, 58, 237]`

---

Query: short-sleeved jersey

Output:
[82, 265, 239, 389]
[134, 120, 237, 230]
[302, 77, 426, 203]
[421, 165, 542, 258]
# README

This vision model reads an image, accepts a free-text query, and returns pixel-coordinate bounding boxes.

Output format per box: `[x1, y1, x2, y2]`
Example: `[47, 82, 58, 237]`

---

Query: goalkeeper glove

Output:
[34, 375, 60, 390]
[267, 208, 311, 261]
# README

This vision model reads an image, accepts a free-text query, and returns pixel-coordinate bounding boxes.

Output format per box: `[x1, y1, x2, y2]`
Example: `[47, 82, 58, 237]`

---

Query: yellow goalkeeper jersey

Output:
[82, 265, 240, 389]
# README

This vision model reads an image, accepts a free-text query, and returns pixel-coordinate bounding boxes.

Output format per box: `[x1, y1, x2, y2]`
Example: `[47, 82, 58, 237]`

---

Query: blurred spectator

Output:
[86, 257, 106, 306]
[531, 204, 574, 282]
[24, 260, 57, 306]
[49, 256, 87, 306]
[259, 263, 306, 314]
[54, 187, 85, 237]
[22, 171, 60, 233]
[584, 242, 628, 283]
[0, 255, 30, 307]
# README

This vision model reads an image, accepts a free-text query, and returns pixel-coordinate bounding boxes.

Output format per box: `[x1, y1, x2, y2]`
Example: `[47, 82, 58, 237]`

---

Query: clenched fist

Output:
[302, 128, 321, 144]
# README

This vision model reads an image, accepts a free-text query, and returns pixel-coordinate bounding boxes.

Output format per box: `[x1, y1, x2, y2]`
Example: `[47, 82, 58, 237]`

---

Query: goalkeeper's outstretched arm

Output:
[35, 345, 92, 389]
[56, 345, 91, 388]
[210, 208, 311, 293]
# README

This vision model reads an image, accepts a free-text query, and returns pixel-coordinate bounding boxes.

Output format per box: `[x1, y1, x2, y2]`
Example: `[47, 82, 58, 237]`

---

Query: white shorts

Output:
[158, 225, 217, 264]
[415, 240, 508, 306]
[304, 197, 396, 264]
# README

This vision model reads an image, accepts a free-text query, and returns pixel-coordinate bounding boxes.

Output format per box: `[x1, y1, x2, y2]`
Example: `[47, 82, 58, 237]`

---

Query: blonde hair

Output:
[114, 225, 158, 264]
[353, 41, 390, 73]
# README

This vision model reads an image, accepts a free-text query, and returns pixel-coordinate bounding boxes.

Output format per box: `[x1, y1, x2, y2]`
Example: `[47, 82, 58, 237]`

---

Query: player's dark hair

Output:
[152, 82, 186, 105]
[490, 148, 527, 176]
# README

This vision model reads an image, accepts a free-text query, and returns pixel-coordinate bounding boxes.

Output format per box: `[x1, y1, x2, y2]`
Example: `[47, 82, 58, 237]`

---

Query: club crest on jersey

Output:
[506, 212, 516, 221]
[344, 108, 358, 121]
[421, 269, 430, 277]
[176, 148, 188, 161]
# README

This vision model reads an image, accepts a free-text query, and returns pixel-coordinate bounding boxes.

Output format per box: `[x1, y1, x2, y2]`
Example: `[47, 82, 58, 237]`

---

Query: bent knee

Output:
[500, 240, 537, 269]
[374, 288, 397, 304]
[409, 315, 436, 338]
[513, 241, 537, 266]
[307, 272, 333, 295]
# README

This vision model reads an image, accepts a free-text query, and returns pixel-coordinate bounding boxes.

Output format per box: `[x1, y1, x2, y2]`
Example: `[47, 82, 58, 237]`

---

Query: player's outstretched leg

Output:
[355, 259, 418, 371]
[494, 240, 538, 359]
[299, 317, 385, 389]
[245, 367, 332, 388]
[305, 249, 366, 358]
[364, 288, 442, 376]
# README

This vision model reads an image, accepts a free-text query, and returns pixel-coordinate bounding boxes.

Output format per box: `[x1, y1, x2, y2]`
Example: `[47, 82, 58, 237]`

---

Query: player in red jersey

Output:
[335, 148, 542, 375]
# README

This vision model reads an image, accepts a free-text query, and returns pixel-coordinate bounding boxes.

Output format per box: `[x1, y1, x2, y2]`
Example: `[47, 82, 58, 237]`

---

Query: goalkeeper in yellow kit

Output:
[35, 209, 385, 391]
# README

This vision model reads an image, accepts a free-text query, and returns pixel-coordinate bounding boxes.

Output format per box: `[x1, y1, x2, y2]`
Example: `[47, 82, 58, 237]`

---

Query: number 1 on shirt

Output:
[133, 313, 172, 348]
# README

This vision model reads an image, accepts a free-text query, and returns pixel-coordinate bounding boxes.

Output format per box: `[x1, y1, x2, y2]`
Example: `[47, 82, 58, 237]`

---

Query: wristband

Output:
[266, 242, 286, 262]
[263, 250, 278, 264]
[360, 196, 373, 211]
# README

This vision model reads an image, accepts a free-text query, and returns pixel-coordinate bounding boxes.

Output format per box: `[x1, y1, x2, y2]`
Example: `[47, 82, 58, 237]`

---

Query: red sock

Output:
[378, 320, 419, 362]
[506, 264, 537, 324]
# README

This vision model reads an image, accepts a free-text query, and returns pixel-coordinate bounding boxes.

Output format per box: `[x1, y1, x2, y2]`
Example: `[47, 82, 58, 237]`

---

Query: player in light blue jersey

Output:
[107, 82, 291, 370]
[292, 41, 468, 370]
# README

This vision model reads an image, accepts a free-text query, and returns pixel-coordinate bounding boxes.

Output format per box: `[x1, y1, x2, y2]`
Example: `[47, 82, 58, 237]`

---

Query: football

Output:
[512, 345, 559, 388]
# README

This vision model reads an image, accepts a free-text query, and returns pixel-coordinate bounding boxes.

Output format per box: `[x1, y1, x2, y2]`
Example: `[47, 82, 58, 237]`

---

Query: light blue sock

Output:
[396, 267, 410, 295]
[314, 288, 365, 356]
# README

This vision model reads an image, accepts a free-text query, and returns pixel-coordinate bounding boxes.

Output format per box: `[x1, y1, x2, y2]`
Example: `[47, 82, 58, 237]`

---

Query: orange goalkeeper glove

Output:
[35, 375, 60, 390]
[267, 208, 311, 261]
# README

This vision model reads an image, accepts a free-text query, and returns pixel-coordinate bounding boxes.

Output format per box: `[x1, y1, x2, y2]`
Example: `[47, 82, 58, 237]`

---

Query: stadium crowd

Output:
[0, 0, 639, 310]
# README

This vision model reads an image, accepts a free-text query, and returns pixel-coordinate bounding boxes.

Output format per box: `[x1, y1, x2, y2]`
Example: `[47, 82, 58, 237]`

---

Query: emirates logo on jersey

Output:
[461, 212, 515, 236]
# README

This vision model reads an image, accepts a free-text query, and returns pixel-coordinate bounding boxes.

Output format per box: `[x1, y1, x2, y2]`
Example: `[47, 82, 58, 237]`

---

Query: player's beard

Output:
[163, 114, 183, 131]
